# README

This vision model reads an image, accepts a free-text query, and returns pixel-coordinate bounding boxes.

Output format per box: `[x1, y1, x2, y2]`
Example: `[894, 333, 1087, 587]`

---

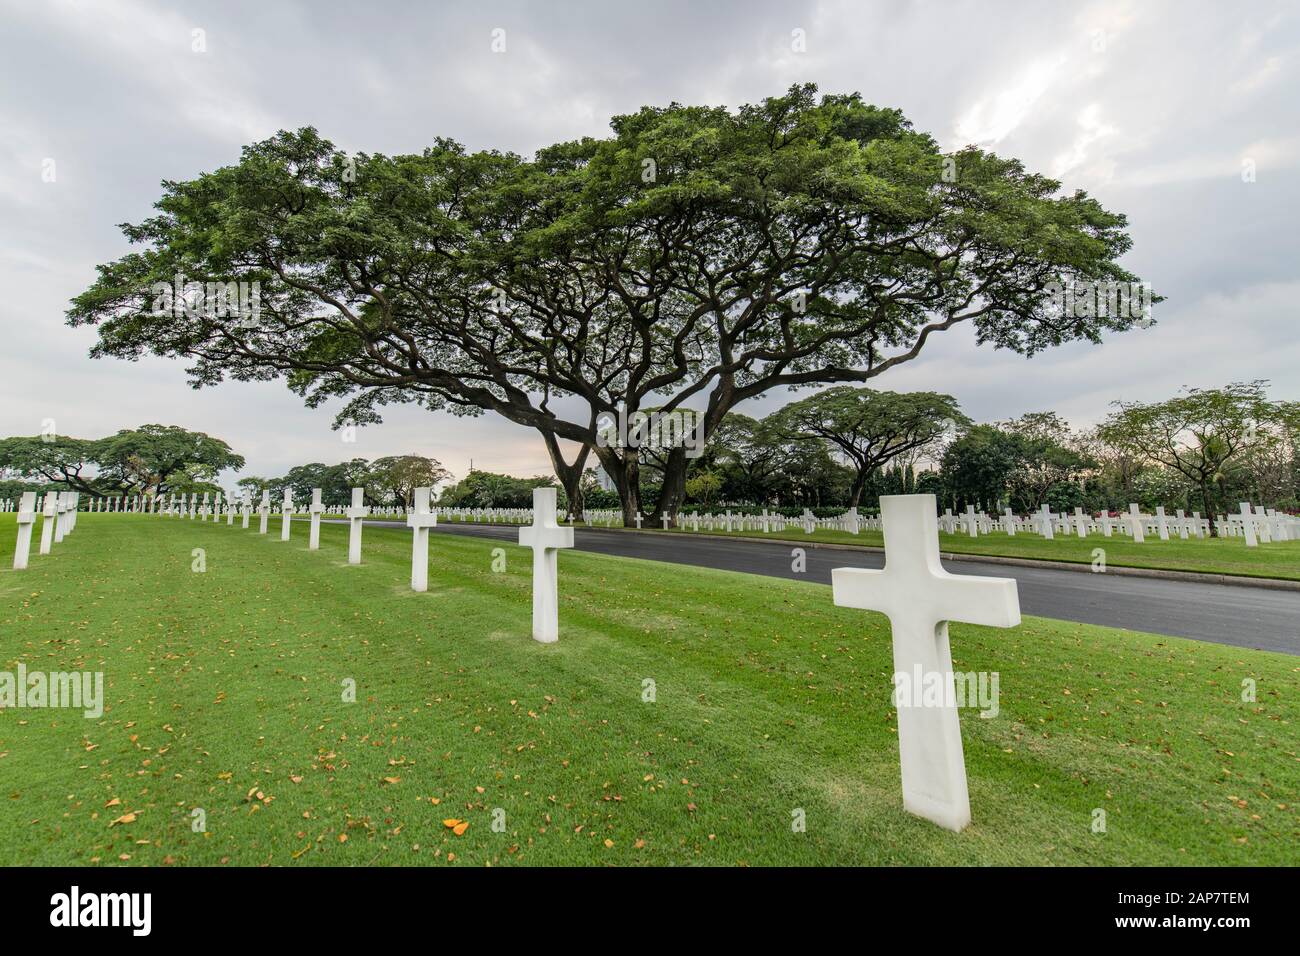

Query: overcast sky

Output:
[2, 0, 1297, 488]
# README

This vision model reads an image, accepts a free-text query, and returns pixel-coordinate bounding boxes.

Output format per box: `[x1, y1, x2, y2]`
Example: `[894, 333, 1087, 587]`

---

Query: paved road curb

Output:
[430, 521, 1300, 592]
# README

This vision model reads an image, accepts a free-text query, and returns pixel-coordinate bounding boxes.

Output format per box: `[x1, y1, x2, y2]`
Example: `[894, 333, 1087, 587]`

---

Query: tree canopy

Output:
[1099, 381, 1296, 532]
[771, 386, 967, 506]
[0, 425, 243, 496]
[68, 84, 1149, 521]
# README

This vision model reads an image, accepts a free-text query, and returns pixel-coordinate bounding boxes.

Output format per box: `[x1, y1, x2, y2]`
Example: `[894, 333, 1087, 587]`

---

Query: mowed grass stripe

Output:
[0, 514, 1295, 866]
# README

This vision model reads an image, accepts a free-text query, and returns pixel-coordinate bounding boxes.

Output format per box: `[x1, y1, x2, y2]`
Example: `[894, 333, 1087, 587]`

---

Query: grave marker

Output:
[518, 487, 574, 643]
[11, 491, 37, 570]
[346, 488, 370, 564]
[308, 488, 324, 549]
[280, 489, 294, 541]
[38, 491, 57, 555]
[407, 487, 438, 591]
[1239, 502, 1258, 547]
[831, 494, 1020, 831]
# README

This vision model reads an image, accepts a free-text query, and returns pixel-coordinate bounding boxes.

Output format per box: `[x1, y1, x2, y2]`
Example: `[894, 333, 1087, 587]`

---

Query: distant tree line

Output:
[623, 382, 1300, 525]
[236, 455, 450, 508]
[0, 425, 243, 499]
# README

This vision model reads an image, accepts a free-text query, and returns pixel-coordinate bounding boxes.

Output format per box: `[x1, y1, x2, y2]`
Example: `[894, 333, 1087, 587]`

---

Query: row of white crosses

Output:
[651, 501, 1297, 548]
[11, 490, 82, 569]
[509, 487, 1020, 832]
[21, 479, 1016, 832]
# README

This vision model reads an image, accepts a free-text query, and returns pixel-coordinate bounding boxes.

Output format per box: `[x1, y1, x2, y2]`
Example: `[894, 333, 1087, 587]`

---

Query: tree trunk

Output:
[848, 468, 868, 509]
[541, 431, 591, 521]
[593, 446, 642, 525]
[653, 445, 689, 523]
[1201, 480, 1217, 538]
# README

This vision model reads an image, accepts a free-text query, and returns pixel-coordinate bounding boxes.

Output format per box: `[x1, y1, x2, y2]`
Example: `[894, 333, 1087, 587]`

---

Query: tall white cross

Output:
[518, 487, 573, 644]
[346, 487, 369, 564]
[1154, 505, 1170, 541]
[53, 492, 68, 543]
[308, 488, 324, 549]
[1037, 504, 1054, 540]
[407, 487, 438, 591]
[1126, 503, 1145, 543]
[241, 491, 252, 529]
[280, 489, 294, 541]
[258, 490, 271, 534]
[38, 491, 58, 555]
[1239, 502, 1258, 547]
[11, 491, 37, 570]
[831, 494, 1021, 831]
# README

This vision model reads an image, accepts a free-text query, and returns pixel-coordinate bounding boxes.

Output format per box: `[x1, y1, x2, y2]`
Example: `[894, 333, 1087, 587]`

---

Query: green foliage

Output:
[438, 471, 558, 509]
[0, 425, 241, 495]
[67, 84, 1148, 520]
[771, 387, 967, 506]
[1100, 382, 1293, 526]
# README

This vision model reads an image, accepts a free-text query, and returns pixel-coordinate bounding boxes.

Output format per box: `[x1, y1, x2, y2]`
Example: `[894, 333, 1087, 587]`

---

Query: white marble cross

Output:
[11, 491, 37, 570]
[241, 490, 252, 529]
[407, 486, 438, 591]
[53, 492, 68, 543]
[38, 491, 57, 555]
[831, 494, 1021, 831]
[1126, 503, 1145, 543]
[1239, 502, 1258, 547]
[308, 488, 324, 549]
[1037, 504, 1054, 539]
[518, 487, 573, 643]
[280, 488, 294, 541]
[346, 487, 370, 564]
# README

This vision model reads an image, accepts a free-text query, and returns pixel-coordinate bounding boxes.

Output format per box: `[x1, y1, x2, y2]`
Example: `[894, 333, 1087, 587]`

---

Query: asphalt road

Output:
[343, 519, 1300, 655]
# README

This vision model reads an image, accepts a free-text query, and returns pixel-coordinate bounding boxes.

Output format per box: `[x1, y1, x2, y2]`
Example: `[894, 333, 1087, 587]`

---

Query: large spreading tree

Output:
[770, 386, 967, 507]
[68, 85, 1147, 521]
[0, 424, 242, 496]
[1098, 381, 1294, 533]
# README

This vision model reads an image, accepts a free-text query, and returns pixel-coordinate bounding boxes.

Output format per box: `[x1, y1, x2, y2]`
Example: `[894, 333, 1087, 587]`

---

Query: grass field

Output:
[0, 513, 1296, 866]
[610, 522, 1300, 582]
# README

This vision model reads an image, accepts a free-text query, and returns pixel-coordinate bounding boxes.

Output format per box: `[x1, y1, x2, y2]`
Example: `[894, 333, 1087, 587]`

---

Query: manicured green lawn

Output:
[622, 523, 1300, 581]
[0, 513, 1295, 866]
